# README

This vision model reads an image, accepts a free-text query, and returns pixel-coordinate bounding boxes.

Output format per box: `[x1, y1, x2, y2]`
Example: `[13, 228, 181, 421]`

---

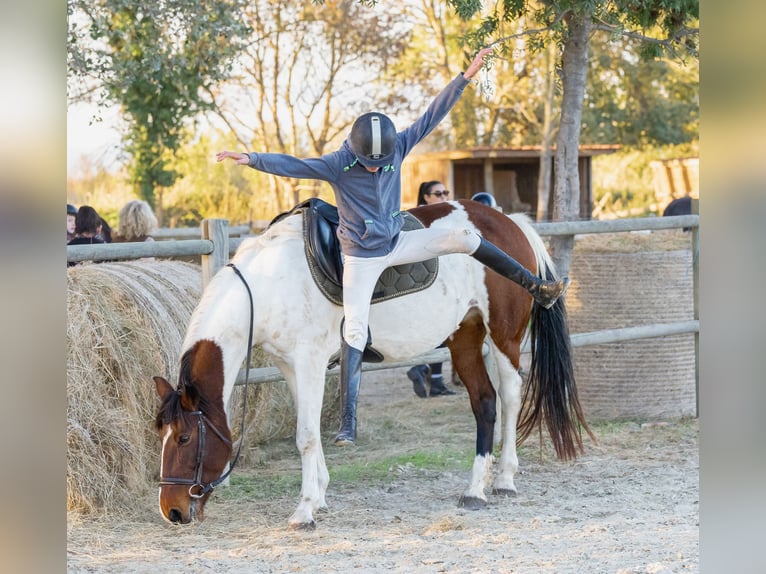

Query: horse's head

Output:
[154, 373, 232, 524]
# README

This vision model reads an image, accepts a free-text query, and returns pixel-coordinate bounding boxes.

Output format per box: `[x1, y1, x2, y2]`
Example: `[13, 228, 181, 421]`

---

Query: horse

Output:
[154, 199, 594, 528]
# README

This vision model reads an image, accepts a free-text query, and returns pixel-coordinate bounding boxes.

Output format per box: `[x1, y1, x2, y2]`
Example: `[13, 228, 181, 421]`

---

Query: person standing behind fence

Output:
[97, 217, 113, 243]
[406, 180, 456, 398]
[114, 200, 158, 243]
[67, 203, 78, 242]
[67, 205, 106, 267]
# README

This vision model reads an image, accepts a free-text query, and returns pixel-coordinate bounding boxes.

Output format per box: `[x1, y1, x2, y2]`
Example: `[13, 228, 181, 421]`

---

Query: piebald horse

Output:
[154, 200, 593, 528]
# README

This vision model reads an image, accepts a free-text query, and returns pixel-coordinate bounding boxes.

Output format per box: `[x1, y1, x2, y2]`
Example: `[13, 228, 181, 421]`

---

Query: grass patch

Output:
[221, 447, 474, 502]
[329, 449, 473, 484]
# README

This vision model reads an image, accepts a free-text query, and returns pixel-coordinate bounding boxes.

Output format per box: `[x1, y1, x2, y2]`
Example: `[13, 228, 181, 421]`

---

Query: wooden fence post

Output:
[201, 219, 229, 290]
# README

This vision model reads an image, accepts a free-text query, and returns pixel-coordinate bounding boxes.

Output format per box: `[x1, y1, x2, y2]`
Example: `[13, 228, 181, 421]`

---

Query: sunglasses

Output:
[426, 190, 450, 197]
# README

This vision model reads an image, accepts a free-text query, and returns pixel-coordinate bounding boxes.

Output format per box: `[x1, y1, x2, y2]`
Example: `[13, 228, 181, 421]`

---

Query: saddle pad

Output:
[301, 206, 438, 307]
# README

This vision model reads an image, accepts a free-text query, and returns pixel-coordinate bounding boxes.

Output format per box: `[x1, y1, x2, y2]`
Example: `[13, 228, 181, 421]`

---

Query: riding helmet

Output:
[348, 112, 396, 168]
[471, 192, 497, 208]
[67, 203, 78, 215]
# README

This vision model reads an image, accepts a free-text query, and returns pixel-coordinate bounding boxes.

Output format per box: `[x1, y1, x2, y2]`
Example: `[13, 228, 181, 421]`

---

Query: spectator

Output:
[471, 191, 497, 208]
[662, 196, 697, 231]
[114, 200, 158, 243]
[67, 203, 78, 242]
[67, 205, 106, 267]
[97, 217, 113, 243]
[406, 180, 456, 398]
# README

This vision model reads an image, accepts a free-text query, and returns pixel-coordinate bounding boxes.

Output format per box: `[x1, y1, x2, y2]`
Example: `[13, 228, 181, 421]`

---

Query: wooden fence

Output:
[67, 214, 700, 414]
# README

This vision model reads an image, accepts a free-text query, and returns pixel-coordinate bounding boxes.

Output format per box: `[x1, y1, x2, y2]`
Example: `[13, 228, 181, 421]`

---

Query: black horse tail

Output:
[517, 269, 596, 460]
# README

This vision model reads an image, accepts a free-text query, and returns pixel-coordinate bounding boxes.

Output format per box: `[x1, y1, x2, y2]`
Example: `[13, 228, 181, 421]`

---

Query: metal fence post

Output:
[201, 219, 229, 289]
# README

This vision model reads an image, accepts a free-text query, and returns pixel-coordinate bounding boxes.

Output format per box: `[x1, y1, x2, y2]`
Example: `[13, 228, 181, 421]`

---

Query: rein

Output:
[159, 262, 255, 498]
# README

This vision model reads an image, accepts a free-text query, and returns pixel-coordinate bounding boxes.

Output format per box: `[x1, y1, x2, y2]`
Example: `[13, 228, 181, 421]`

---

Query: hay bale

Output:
[67, 260, 340, 516]
[567, 231, 696, 421]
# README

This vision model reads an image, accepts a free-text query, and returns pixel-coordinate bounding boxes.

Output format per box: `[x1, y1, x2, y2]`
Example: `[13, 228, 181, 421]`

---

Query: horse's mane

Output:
[154, 349, 215, 430]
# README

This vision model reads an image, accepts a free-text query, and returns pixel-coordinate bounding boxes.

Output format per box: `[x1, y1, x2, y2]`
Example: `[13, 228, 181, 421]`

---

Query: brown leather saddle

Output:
[269, 198, 439, 365]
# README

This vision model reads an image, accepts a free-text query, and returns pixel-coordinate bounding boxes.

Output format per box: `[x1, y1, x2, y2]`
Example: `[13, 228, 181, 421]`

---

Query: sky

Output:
[67, 101, 124, 177]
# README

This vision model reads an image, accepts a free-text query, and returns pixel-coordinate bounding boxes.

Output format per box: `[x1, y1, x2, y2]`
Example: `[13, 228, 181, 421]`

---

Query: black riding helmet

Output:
[348, 112, 396, 168]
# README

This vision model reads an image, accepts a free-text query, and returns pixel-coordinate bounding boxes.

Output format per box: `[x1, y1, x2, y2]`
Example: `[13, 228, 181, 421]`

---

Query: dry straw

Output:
[67, 260, 340, 517]
[567, 229, 696, 420]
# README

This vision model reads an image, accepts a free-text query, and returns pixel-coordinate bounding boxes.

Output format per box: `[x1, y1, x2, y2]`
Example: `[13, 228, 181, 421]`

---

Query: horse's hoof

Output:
[334, 437, 355, 447]
[288, 520, 316, 531]
[492, 487, 517, 497]
[458, 495, 487, 510]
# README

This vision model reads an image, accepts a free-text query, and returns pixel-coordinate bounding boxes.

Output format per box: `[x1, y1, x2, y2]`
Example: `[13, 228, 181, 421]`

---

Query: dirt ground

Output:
[67, 364, 699, 573]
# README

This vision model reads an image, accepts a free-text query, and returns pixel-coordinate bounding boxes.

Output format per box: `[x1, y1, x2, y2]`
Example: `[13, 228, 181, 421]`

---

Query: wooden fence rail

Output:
[67, 214, 700, 413]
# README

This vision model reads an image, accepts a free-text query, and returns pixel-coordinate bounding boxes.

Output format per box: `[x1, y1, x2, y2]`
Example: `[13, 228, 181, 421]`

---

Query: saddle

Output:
[270, 198, 439, 365]
[273, 198, 439, 306]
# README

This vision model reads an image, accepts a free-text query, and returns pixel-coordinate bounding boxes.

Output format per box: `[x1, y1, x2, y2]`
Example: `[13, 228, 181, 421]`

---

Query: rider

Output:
[216, 47, 570, 447]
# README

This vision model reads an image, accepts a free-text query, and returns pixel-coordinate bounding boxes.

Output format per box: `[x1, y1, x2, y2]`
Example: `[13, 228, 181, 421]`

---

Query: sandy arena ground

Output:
[67, 365, 699, 573]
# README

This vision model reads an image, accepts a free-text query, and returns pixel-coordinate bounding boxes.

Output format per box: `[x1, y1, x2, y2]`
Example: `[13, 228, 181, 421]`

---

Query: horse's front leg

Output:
[491, 352, 523, 496]
[279, 356, 330, 530]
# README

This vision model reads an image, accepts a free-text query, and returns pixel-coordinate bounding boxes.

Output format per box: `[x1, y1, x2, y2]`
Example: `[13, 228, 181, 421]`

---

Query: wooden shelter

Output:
[401, 145, 619, 220]
[649, 157, 699, 213]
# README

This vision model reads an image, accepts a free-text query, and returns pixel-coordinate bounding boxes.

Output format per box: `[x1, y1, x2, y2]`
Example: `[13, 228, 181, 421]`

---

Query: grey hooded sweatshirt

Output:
[246, 73, 470, 258]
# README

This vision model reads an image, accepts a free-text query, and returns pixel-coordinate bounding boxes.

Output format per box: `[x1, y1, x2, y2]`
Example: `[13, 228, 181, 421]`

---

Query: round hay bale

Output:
[67, 260, 340, 516]
[567, 231, 696, 421]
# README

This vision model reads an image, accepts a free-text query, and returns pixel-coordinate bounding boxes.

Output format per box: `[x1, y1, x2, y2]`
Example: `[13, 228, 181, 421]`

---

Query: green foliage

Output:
[582, 37, 698, 147]
[447, 0, 483, 21]
[68, 0, 251, 209]
[592, 142, 698, 216]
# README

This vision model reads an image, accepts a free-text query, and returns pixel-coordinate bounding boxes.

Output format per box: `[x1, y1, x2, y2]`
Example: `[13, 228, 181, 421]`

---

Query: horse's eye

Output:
[179, 434, 191, 445]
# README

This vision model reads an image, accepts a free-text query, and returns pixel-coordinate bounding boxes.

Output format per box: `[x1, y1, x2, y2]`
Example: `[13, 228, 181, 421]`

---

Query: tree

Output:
[67, 0, 250, 220]
[447, 0, 698, 274]
[207, 0, 410, 212]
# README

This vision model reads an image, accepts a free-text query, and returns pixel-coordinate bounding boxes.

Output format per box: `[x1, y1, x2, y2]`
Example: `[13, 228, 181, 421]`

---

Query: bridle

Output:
[158, 262, 255, 499]
[159, 410, 233, 498]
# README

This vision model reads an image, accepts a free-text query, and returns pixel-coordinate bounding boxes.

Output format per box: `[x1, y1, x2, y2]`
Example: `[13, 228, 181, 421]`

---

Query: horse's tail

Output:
[508, 214, 596, 460]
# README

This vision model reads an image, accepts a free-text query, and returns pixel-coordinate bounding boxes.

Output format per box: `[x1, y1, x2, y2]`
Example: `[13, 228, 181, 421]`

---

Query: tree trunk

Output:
[550, 12, 591, 277]
[536, 43, 557, 222]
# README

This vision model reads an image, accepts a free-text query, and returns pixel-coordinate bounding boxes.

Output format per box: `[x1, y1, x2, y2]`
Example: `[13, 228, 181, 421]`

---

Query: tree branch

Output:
[592, 21, 699, 58]
[485, 10, 569, 48]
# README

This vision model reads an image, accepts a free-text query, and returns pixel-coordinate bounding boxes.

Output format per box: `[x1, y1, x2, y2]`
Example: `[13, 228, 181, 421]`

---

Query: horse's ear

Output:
[179, 383, 200, 412]
[154, 376, 174, 401]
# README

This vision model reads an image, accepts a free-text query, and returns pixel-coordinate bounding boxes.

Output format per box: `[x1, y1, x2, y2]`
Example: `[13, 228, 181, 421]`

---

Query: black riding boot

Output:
[428, 362, 455, 396]
[334, 341, 364, 446]
[471, 237, 570, 309]
[406, 364, 429, 398]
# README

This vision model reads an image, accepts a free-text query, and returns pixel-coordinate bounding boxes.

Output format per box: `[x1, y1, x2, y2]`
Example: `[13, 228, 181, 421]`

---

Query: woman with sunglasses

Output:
[417, 181, 450, 205]
[216, 47, 569, 447]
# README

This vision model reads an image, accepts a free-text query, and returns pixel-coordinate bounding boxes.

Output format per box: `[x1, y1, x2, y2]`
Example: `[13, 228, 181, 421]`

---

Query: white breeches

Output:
[342, 227, 481, 350]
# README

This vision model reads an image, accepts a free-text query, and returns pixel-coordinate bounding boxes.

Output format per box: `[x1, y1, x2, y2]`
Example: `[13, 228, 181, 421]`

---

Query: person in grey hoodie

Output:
[216, 47, 569, 447]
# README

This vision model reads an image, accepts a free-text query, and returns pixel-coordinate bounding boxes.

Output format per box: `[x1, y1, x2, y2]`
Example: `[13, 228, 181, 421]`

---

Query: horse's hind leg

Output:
[448, 310, 495, 510]
[489, 346, 523, 496]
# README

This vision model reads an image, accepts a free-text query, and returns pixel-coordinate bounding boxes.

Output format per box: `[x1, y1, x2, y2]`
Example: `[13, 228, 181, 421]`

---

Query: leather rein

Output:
[159, 263, 255, 498]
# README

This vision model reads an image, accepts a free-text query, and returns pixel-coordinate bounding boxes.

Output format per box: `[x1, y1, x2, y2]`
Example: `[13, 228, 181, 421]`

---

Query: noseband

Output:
[159, 410, 233, 498]
[158, 263, 255, 498]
